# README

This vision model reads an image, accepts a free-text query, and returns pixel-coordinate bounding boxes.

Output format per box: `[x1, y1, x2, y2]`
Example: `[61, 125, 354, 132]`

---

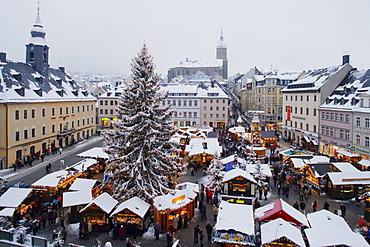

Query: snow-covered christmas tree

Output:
[104, 44, 182, 203]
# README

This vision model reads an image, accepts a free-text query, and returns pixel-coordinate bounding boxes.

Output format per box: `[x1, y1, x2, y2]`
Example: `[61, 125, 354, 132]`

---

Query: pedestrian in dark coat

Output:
[340, 203, 346, 217]
[183, 214, 188, 228]
[194, 225, 200, 244]
[293, 201, 299, 210]
[323, 201, 330, 210]
[299, 201, 306, 215]
[205, 222, 213, 241]
[154, 222, 161, 241]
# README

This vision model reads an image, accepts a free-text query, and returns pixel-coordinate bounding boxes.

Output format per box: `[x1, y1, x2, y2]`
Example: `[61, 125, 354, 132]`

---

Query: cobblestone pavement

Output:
[27, 139, 367, 246]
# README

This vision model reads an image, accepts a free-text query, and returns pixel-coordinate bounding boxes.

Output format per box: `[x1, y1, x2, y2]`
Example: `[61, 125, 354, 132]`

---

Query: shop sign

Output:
[102, 118, 109, 121]
[355, 147, 370, 154]
[172, 194, 185, 204]
[342, 178, 370, 182]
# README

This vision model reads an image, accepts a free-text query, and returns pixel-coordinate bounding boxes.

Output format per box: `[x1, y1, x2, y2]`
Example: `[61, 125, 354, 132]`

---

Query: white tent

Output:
[63, 190, 92, 207]
[359, 159, 370, 167]
[66, 158, 97, 173]
[110, 196, 150, 218]
[261, 218, 305, 247]
[305, 210, 368, 247]
[0, 188, 33, 208]
[80, 192, 118, 214]
[32, 170, 68, 187]
[69, 178, 98, 191]
[185, 138, 222, 156]
[77, 147, 109, 159]
[0, 207, 15, 217]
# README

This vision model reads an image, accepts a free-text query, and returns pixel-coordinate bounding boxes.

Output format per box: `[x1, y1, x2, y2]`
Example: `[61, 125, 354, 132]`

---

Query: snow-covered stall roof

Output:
[336, 149, 360, 157]
[228, 126, 245, 135]
[63, 190, 92, 207]
[222, 168, 257, 184]
[0, 207, 15, 217]
[77, 147, 109, 159]
[305, 210, 368, 247]
[358, 159, 370, 167]
[261, 218, 305, 247]
[110, 196, 150, 218]
[255, 199, 309, 227]
[332, 162, 360, 173]
[175, 182, 199, 199]
[185, 138, 222, 156]
[69, 178, 98, 191]
[245, 163, 273, 177]
[66, 158, 97, 173]
[290, 156, 330, 169]
[32, 170, 68, 187]
[153, 190, 192, 212]
[0, 188, 33, 208]
[79, 192, 118, 214]
[325, 171, 370, 185]
[213, 201, 255, 245]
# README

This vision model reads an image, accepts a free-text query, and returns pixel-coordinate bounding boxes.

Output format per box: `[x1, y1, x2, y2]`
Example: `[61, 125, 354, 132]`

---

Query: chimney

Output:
[0, 52, 6, 62]
[342, 54, 350, 65]
[59, 67, 65, 73]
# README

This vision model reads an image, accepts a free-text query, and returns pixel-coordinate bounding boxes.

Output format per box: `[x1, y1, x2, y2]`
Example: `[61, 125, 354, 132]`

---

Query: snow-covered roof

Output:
[332, 162, 360, 173]
[185, 138, 222, 156]
[176, 182, 200, 194]
[336, 149, 360, 157]
[170, 59, 223, 69]
[80, 192, 118, 214]
[305, 210, 369, 247]
[214, 200, 254, 235]
[222, 168, 257, 184]
[290, 156, 331, 169]
[0, 61, 96, 103]
[0, 207, 15, 217]
[245, 163, 273, 177]
[63, 190, 92, 207]
[66, 158, 97, 173]
[110, 196, 150, 218]
[261, 218, 305, 247]
[77, 147, 109, 159]
[358, 159, 370, 167]
[228, 126, 245, 134]
[255, 199, 309, 227]
[325, 171, 370, 185]
[32, 170, 69, 187]
[153, 190, 192, 212]
[220, 155, 246, 165]
[0, 188, 33, 208]
[69, 178, 98, 191]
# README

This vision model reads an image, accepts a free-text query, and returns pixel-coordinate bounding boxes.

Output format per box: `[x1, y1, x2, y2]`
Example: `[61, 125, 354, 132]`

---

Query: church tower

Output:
[25, 4, 49, 76]
[216, 29, 228, 79]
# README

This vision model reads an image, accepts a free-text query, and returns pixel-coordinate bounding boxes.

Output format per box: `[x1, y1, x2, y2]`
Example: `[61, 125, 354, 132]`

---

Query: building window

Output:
[295, 107, 297, 114]
[345, 130, 350, 140]
[216, 114, 219, 118]
[313, 125, 316, 132]
[105, 109, 108, 114]
[100, 100, 103, 105]
[178, 100, 181, 106]
[42, 108, 46, 117]
[60, 123, 63, 131]
[91, 105, 94, 111]
[330, 128, 334, 137]
[189, 100, 192, 106]
[314, 95, 317, 101]
[306, 124, 309, 131]
[100, 109, 103, 114]
[52, 107, 55, 116]
[194, 101, 198, 106]
[72, 121, 74, 128]
[183, 100, 187, 106]
[31, 128, 35, 138]
[189, 112, 192, 118]
[66, 107, 69, 114]
[82, 105, 85, 112]
[340, 114, 344, 122]
[78, 106, 80, 113]
[60, 107, 63, 115]
[326, 127, 329, 136]
[322, 126, 325, 135]
[335, 113, 338, 121]
[78, 120, 80, 127]
[31, 109, 35, 118]
[356, 117, 361, 126]
[194, 112, 197, 118]
[326, 112, 329, 120]
[321, 112, 325, 120]
[210, 106, 213, 111]
[15, 131, 20, 141]
[356, 135, 361, 145]
[300, 107, 303, 114]
[204, 106, 207, 111]
[345, 114, 349, 123]
[366, 118, 370, 128]
[24, 109, 28, 119]
[42, 126, 46, 135]
[52, 124, 55, 133]
[110, 100, 114, 106]
[110, 109, 114, 114]
[306, 108, 309, 115]
[87, 118, 90, 124]
[172, 100, 176, 106]
[307, 95, 309, 101]
[24, 129, 28, 139]
[366, 137, 370, 147]
[313, 109, 316, 116]
[83, 119, 85, 125]
[222, 114, 225, 118]
[361, 99, 364, 107]
[15, 110, 20, 120]
[340, 130, 344, 139]
[204, 114, 207, 118]
[204, 99, 207, 103]
[71, 106, 74, 114]
[105, 100, 108, 105]
[330, 113, 334, 121]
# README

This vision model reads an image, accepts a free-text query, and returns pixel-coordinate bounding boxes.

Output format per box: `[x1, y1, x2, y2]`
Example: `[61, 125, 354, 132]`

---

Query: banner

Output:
[286, 106, 291, 121]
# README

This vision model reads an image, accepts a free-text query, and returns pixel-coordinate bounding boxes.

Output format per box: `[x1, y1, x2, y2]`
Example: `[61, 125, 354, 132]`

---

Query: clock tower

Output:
[25, 4, 49, 76]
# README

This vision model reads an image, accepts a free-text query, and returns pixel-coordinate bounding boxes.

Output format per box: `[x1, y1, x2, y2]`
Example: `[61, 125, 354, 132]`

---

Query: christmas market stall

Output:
[222, 168, 258, 198]
[0, 188, 43, 223]
[213, 200, 256, 246]
[65, 158, 98, 179]
[335, 149, 360, 164]
[79, 192, 118, 232]
[110, 196, 151, 234]
[305, 210, 368, 247]
[77, 147, 109, 174]
[358, 159, 370, 171]
[32, 170, 70, 202]
[322, 171, 370, 199]
[260, 131, 278, 147]
[185, 138, 222, 166]
[246, 146, 266, 161]
[255, 199, 309, 228]
[260, 218, 305, 247]
[153, 190, 196, 232]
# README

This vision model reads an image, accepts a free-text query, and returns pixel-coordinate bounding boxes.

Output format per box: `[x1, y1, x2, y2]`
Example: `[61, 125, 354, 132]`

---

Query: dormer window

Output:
[15, 87, 25, 97]
[56, 90, 64, 97]
[33, 89, 43, 97]
[57, 79, 62, 87]
[360, 99, 364, 107]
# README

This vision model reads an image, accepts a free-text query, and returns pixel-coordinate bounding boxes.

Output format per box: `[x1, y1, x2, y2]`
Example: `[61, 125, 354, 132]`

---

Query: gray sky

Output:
[1, 0, 370, 77]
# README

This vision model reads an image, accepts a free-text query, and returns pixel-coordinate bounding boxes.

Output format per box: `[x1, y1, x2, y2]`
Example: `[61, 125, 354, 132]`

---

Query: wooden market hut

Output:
[153, 190, 196, 232]
[79, 192, 118, 232]
[322, 171, 370, 199]
[213, 200, 256, 246]
[110, 196, 151, 234]
[260, 131, 278, 147]
[335, 149, 360, 164]
[260, 218, 305, 247]
[221, 168, 258, 198]
[185, 138, 222, 166]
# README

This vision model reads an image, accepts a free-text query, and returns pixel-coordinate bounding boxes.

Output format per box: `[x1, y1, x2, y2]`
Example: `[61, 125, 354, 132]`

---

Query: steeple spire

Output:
[220, 28, 224, 42]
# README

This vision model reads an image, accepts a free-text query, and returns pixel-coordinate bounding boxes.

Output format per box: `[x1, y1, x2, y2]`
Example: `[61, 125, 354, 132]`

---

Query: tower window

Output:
[30, 52, 34, 61]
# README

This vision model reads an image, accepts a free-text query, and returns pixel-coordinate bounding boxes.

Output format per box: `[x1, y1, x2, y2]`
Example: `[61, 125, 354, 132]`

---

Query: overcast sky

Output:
[1, 0, 370, 78]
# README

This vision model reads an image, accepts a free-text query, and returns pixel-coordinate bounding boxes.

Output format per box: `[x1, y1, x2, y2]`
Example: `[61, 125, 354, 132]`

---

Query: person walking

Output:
[299, 201, 306, 215]
[172, 215, 179, 231]
[285, 184, 290, 198]
[154, 222, 161, 241]
[205, 222, 213, 241]
[263, 187, 268, 200]
[312, 200, 318, 212]
[323, 201, 330, 210]
[304, 188, 310, 202]
[212, 205, 218, 221]
[340, 203, 347, 218]
[293, 201, 299, 210]
[166, 229, 173, 247]
[183, 214, 188, 228]
[194, 225, 200, 244]
[299, 187, 304, 201]
[199, 230, 204, 247]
